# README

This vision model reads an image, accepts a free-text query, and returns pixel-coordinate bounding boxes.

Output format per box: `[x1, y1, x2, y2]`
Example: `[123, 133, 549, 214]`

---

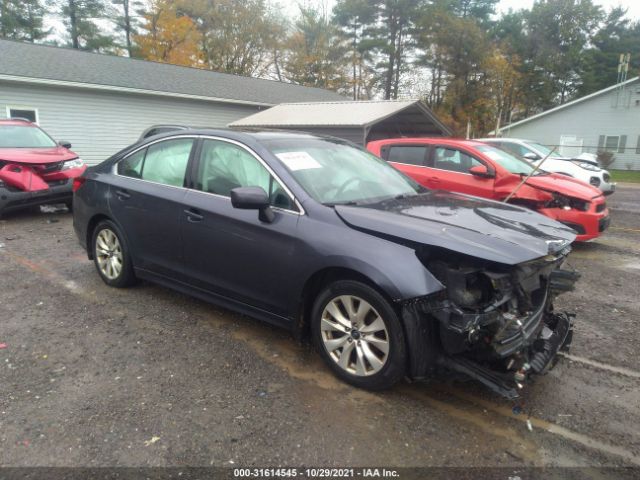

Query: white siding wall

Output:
[0, 82, 260, 165]
[501, 81, 640, 170]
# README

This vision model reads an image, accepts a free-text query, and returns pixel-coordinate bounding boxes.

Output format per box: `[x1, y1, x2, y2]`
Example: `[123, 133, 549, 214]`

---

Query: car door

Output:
[380, 143, 434, 186]
[427, 146, 497, 199]
[180, 137, 301, 318]
[108, 136, 195, 278]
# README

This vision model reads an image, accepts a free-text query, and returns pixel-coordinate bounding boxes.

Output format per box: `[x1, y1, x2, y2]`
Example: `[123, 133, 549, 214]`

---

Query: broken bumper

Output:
[0, 179, 73, 214]
[403, 250, 579, 399]
[439, 311, 574, 399]
[539, 201, 609, 242]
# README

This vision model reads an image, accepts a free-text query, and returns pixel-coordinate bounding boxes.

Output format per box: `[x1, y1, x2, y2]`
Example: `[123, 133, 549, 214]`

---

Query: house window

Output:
[6, 106, 39, 124]
[604, 136, 620, 152]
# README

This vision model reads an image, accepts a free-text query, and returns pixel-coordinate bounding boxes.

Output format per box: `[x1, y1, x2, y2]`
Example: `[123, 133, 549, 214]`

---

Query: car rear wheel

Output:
[311, 280, 407, 390]
[92, 220, 136, 288]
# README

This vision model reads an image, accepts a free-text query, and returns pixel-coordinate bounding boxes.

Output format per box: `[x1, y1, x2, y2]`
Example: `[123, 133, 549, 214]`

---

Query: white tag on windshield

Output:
[276, 151, 322, 171]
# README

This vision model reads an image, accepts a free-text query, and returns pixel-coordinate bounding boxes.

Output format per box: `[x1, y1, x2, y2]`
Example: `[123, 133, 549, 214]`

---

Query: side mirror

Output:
[523, 152, 539, 161]
[58, 140, 72, 149]
[469, 165, 494, 178]
[230, 186, 274, 223]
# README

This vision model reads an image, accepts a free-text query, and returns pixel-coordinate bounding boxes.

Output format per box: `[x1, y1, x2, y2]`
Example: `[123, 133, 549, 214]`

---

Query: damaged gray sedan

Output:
[73, 131, 578, 398]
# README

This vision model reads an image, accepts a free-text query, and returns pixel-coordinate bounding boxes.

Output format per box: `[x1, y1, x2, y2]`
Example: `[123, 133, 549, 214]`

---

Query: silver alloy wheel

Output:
[95, 228, 124, 280]
[320, 295, 390, 376]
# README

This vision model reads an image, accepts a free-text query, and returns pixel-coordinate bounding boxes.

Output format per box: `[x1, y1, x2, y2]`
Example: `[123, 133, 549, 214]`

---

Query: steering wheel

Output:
[333, 177, 362, 201]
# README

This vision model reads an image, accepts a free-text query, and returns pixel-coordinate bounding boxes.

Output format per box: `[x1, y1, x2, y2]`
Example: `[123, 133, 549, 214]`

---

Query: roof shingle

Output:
[0, 39, 345, 105]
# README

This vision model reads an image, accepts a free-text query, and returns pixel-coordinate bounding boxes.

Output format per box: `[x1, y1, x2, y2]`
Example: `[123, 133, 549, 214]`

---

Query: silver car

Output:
[478, 138, 615, 195]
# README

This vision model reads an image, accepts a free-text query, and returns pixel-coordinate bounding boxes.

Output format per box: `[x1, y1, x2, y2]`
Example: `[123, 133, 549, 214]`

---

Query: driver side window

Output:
[433, 147, 482, 173]
[195, 139, 295, 211]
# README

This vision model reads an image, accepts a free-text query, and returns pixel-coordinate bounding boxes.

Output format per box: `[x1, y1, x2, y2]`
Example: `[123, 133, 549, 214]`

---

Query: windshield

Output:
[476, 144, 537, 175]
[526, 142, 554, 157]
[264, 138, 423, 205]
[0, 125, 57, 148]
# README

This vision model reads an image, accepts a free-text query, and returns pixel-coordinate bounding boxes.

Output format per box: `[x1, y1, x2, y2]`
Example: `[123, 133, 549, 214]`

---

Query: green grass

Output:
[610, 169, 640, 183]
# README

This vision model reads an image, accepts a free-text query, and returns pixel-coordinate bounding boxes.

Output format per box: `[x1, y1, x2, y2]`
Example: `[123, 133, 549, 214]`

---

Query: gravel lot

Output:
[1, 185, 639, 471]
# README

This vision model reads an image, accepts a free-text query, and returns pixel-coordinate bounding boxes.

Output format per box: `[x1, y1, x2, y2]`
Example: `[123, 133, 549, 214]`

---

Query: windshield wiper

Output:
[323, 200, 359, 207]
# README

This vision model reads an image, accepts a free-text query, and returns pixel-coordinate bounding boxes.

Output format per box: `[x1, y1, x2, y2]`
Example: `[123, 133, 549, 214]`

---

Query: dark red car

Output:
[367, 138, 609, 241]
[0, 119, 86, 216]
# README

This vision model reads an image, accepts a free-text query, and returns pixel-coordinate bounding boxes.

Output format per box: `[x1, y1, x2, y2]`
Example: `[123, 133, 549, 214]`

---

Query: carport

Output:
[228, 100, 452, 146]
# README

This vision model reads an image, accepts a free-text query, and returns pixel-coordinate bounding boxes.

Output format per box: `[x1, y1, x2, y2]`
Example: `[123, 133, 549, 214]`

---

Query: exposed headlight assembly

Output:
[548, 193, 589, 211]
[61, 158, 84, 170]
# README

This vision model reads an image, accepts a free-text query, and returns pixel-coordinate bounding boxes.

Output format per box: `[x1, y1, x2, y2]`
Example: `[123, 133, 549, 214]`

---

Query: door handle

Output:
[115, 189, 131, 200]
[430, 177, 441, 184]
[184, 208, 204, 222]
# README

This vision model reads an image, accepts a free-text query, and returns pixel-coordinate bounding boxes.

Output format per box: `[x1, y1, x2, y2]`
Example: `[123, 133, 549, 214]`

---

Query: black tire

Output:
[311, 280, 407, 390]
[91, 220, 137, 288]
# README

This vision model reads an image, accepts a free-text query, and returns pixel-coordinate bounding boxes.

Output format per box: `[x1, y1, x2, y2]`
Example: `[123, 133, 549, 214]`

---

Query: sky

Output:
[497, 0, 640, 19]
[303, 0, 640, 20]
[46, 0, 640, 45]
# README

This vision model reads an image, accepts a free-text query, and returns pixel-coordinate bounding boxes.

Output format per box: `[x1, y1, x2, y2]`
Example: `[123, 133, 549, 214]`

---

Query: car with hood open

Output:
[0, 118, 86, 216]
[477, 137, 615, 195]
[73, 130, 579, 398]
[367, 137, 610, 241]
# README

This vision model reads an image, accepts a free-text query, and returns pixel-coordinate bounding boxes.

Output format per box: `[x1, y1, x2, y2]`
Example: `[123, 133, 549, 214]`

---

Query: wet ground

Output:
[1, 185, 639, 472]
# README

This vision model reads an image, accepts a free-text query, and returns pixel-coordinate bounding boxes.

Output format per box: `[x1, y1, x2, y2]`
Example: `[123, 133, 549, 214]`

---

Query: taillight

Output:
[72, 176, 86, 192]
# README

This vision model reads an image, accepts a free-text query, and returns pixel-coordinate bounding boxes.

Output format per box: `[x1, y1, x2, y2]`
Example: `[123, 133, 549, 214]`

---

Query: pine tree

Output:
[0, 0, 49, 42]
[58, 0, 115, 51]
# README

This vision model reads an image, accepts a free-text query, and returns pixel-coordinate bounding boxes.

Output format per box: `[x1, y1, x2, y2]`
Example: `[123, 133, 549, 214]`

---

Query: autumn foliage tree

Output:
[134, 0, 202, 67]
[182, 0, 284, 77]
[280, 5, 350, 92]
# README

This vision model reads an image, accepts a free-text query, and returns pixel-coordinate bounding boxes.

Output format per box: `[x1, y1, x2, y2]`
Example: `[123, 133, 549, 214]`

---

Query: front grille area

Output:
[45, 179, 68, 187]
[596, 203, 606, 213]
[599, 216, 611, 232]
[33, 161, 64, 174]
[560, 221, 586, 235]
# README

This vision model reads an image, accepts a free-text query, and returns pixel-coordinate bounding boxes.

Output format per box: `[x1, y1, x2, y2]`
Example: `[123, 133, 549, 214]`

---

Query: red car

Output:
[0, 119, 86, 216]
[367, 138, 609, 241]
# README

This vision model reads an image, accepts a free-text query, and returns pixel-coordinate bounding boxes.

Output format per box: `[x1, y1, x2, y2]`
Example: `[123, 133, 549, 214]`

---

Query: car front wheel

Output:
[311, 280, 407, 390]
[92, 220, 136, 288]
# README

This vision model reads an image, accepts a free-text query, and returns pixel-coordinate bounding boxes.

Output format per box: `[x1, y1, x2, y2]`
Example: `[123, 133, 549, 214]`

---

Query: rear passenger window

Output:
[433, 147, 482, 173]
[387, 146, 428, 166]
[118, 149, 145, 178]
[141, 139, 193, 187]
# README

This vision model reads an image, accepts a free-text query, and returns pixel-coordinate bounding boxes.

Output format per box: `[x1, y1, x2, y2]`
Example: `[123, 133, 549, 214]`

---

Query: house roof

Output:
[0, 39, 345, 107]
[229, 100, 452, 135]
[498, 76, 640, 133]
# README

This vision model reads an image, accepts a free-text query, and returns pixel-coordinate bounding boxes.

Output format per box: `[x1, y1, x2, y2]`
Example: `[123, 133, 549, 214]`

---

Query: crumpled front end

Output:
[404, 246, 579, 399]
[0, 160, 86, 213]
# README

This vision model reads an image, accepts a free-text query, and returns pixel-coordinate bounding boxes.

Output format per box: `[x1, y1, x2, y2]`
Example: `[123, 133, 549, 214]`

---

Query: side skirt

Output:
[134, 268, 294, 331]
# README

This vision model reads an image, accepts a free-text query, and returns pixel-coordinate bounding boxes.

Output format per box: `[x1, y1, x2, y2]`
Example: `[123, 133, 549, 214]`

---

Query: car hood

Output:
[523, 173, 602, 200]
[335, 191, 576, 265]
[0, 146, 77, 164]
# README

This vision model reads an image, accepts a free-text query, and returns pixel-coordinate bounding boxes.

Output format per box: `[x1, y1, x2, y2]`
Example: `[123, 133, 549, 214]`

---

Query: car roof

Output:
[143, 127, 351, 144]
[369, 137, 492, 148]
[478, 138, 532, 143]
[0, 118, 36, 126]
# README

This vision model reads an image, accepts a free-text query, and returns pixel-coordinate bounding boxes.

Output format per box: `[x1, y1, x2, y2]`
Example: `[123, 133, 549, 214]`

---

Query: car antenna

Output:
[503, 146, 558, 203]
